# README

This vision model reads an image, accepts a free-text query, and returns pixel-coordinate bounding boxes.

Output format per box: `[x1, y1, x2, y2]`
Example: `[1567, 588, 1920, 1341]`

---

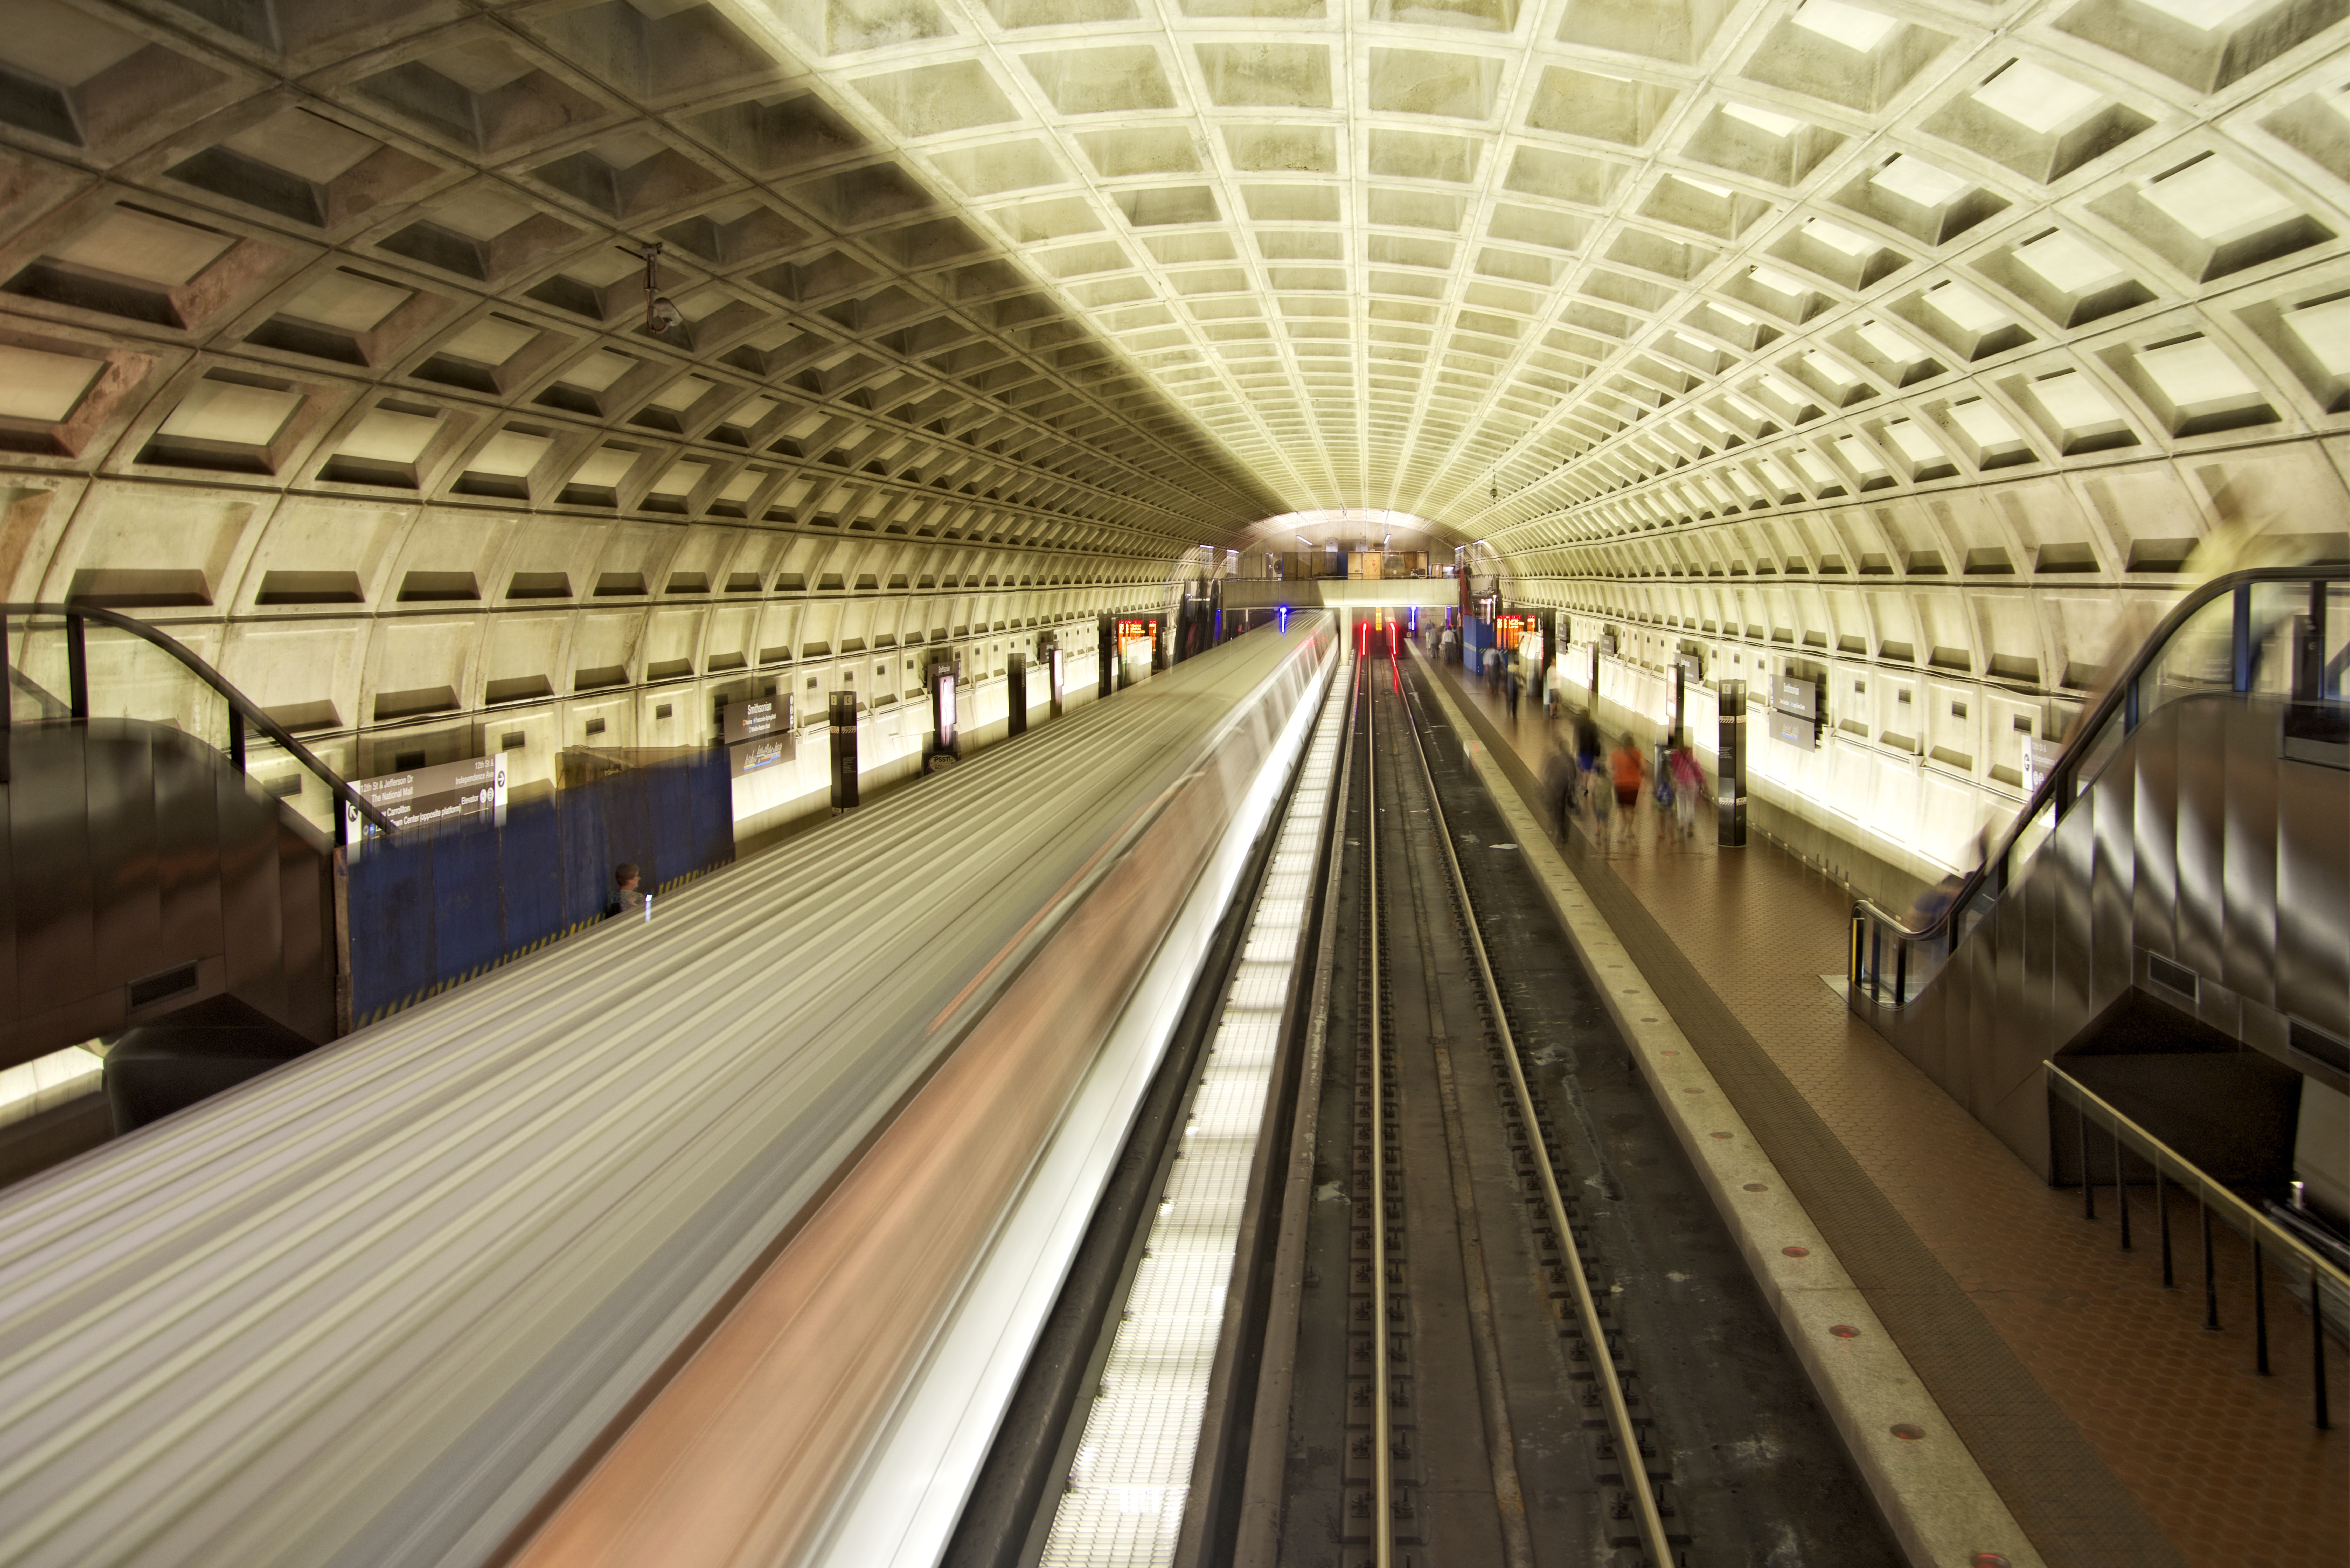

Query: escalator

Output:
[0, 605, 392, 1144]
[1850, 566, 2348, 1216]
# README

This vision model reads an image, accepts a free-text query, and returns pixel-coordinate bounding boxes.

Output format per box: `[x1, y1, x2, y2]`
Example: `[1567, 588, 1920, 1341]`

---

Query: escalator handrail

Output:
[1853, 562, 2347, 947]
[1, 602, 397, 837]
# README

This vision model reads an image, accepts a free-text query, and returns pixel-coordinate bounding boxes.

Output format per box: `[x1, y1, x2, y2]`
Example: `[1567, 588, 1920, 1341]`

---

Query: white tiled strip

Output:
[1040, 652, 1353, 1567]
[0, 1045, 101, 1129]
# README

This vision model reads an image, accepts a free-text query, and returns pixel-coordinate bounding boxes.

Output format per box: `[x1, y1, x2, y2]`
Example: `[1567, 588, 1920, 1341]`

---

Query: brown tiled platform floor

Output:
[1426, 654, 2346, 1568]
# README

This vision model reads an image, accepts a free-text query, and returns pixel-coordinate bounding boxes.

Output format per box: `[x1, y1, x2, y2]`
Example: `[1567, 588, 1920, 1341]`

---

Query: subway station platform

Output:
[1421, 648, 2346, 1568]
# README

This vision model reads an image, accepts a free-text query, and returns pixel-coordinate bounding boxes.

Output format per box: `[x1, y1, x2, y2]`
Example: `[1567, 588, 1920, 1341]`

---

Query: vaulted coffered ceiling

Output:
[709, 0, 2347, 533]
[0, 0, 2341, 556]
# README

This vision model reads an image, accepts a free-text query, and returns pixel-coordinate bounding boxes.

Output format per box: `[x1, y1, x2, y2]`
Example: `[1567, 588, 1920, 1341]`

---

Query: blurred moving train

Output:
[0, 614, 1336, 1568]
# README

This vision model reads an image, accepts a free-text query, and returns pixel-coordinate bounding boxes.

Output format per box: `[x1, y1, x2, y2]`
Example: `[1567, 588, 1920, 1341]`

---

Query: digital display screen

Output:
[1115, 618, 1157, 641]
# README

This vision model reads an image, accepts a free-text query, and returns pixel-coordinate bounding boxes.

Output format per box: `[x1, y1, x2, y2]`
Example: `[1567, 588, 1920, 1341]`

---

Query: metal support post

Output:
[2253, 1243, 2270, 1375]
[66, 612, 88, 719]
[2203, 1204, 2219, 1330]
[1716, 677, 1745, 847]
[829, 690, 859, 810]
[2158, 1173, 2173, 1286]
[2116, 1127, 2131, 1251]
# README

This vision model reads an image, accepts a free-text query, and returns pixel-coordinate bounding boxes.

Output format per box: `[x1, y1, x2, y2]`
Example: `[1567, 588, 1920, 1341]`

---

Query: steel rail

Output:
[1362, 650, 1393, 1568]
[1392, 659, 1677, 1568]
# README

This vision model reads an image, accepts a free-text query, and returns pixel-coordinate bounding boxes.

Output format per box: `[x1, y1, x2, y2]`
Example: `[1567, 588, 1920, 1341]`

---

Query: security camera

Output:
[647, 296, 682, 334]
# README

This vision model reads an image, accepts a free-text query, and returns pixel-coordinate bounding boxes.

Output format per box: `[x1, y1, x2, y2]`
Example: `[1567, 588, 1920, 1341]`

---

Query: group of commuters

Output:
[1537, 718, 1707, 849]
[1461, 630, 1537, 724]
[1430, 618, 1707, 852]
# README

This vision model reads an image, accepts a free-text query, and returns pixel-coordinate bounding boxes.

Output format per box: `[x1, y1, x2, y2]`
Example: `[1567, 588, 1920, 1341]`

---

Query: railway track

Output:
[1279, 639, 1894, 1568]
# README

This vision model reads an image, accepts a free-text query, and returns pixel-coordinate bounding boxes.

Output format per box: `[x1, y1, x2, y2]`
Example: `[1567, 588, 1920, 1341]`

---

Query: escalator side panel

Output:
[1862, 692, 2348, 1176]
[2130, 710, 2181, 973]
[154, 724, 227, 983]
[278, 819, 335, 1045]
[86, 726, 161, 1004]
[2277, 755, 2349, 1041]
[2087, 753, 2137, 1030]
[2219, 702, 2281, 1005]
[2173, 698, 2228, 991]
[13, 730, 97, 1025]
[2047, 771, 2098, 1051]
[1982, 873, 2033, 1123]
[0, 764, 13, 1031]
[217, 761, 289, 1026]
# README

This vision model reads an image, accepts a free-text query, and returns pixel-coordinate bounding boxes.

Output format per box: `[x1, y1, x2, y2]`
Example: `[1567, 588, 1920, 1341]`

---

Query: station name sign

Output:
[723, 694, 793, 776]
[721, 694, 789, 744]
[1772, 675, 1820, 750]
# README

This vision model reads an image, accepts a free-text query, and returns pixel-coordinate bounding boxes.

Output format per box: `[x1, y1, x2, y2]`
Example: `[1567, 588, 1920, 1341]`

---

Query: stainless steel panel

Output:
[2218, 700, 2279, 1007]
[154, 723, 226, 968]
[2130, 710, 2181, 963]
[2045, 787, 2096, 1047]
[1852, 682, 2346, 1175]
[83, 724, 161, 1011]
[2277, 756, 2349, 1039]
[2171, 699, 2227, 986]
[10, 729, 97, 1029]
[215, 762, 287, 1021]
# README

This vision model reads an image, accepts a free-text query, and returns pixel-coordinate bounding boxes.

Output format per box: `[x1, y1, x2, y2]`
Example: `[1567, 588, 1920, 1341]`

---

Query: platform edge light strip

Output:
[1039, 650, 1353, 1566]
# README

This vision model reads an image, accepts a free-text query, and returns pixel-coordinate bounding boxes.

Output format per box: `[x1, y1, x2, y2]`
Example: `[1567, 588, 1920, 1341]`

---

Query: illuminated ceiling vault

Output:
[1, 0, 2341, 557]
[714, 0, 2349, 529]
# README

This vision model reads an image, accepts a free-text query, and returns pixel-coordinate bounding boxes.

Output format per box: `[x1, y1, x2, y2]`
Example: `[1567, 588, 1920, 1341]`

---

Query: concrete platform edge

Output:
[1412, 652, 2045, 1568]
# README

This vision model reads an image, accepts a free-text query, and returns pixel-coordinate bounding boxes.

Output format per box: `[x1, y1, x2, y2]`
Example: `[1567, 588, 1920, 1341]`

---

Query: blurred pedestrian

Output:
[1539, 737, 1577, 841]
[1667, 741, 1705, 841]
[1574, 714, 1603, 833]
[1608, 733, 1649, 847]
[1505, 648, 1522, 723]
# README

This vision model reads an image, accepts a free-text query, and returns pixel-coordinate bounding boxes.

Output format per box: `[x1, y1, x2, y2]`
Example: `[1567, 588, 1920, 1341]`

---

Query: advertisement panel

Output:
[1769, 709, 1814, 749]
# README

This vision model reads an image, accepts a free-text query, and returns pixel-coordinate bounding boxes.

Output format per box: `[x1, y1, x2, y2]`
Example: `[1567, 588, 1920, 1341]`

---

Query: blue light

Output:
[1277, 604, 1290, 635]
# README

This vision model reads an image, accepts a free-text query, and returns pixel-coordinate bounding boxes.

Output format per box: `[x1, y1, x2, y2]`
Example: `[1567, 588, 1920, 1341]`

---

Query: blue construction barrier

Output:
[347, 752, 734, 1023]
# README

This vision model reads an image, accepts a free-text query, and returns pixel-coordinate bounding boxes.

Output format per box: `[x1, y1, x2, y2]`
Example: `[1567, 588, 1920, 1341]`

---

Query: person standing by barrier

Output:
[1608, 733, 1649, 848]
[605, 862, 645, 920]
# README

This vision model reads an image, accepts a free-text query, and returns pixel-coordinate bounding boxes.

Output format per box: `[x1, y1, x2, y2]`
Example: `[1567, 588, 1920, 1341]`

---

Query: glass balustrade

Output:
[2, 607, 376, 843]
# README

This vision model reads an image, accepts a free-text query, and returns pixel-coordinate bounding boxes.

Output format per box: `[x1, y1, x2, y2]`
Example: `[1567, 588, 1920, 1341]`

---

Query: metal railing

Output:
[1, 603, 395, 840]
[1850, 563, 2346, 1005]
[2047, 1061, 2345, 1430]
